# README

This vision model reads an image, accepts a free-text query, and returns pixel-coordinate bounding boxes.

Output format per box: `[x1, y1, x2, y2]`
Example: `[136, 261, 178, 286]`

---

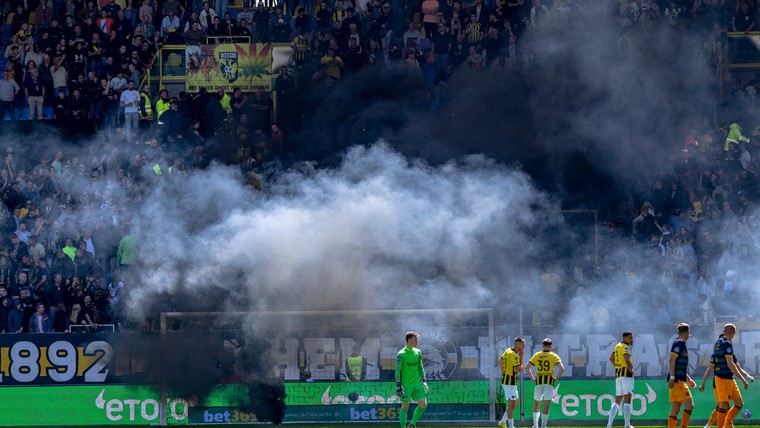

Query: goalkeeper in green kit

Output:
[395, 331, 429, 428]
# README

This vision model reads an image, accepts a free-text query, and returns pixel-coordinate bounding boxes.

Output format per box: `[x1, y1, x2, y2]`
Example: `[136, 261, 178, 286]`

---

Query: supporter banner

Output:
[269, 323, 760, 382]
[1, 324, 758, 387]
[0, 334, 115, 385]
[185, 43, 272, 93]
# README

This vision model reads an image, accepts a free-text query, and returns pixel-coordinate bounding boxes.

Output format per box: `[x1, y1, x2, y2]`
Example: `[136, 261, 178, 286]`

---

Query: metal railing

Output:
[206, 35, 252, 44]
[68, 324, 116, 333]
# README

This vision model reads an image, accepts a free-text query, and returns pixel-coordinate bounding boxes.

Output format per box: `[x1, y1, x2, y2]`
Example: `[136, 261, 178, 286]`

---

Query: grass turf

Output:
[62, 419, 760, 428]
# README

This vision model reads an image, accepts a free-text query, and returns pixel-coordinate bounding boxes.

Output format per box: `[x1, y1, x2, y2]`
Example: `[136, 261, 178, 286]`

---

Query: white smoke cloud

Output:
[125, 142, 562, 322]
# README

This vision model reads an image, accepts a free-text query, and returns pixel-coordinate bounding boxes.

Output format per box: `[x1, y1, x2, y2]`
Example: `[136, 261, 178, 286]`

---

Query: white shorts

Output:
[615, 377, 634, 396]
[534, 384, 554, 401]
[502, 385, 519, 401]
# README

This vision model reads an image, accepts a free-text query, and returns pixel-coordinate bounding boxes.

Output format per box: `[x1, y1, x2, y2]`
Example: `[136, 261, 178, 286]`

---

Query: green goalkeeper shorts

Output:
[400, 384, 427, 403]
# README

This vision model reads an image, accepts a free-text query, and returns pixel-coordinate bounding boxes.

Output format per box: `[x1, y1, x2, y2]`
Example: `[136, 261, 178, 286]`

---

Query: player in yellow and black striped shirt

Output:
[525, 338, 564, 428]
[498, 337, 525, 428]
[608, 331, 635, 428]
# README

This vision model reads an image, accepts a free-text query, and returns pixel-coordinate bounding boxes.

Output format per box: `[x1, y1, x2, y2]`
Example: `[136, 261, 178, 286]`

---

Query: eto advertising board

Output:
[0, 381, 757, 425]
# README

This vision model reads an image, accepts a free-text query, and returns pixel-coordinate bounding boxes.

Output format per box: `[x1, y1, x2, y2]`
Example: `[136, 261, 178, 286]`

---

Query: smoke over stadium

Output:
[2, 0, 758, 422]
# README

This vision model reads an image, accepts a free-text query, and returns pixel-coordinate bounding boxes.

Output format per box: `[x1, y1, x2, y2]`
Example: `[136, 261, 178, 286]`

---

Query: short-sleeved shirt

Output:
[0, 78, 20, 101]
[500, 347, 521, 385]
[529, 351, 561, 385]
[713, 336, 735, 380]
[120, 89, 140, 113]
[613, 342, 633, 378]
[734, 10, 755, 32]
[669, 338, 689, 382]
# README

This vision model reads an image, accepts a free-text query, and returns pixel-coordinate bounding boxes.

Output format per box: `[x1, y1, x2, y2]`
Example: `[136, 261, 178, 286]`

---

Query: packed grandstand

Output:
[0, 0, 759, 336]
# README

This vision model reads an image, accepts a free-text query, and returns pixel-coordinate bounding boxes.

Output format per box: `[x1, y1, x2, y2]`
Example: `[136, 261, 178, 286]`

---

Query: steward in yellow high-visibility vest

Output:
[139, 87, 153, 121]
[217, 87, 232, 115]
[345, 346, 367, 381]
[156, 89, 171, 124]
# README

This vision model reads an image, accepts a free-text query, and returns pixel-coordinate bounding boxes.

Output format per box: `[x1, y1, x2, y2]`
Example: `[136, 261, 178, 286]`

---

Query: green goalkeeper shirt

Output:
[395, 346, 425, 387]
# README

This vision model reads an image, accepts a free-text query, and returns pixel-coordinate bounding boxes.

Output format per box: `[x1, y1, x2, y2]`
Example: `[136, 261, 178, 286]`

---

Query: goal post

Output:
[159, 308, 497, 425]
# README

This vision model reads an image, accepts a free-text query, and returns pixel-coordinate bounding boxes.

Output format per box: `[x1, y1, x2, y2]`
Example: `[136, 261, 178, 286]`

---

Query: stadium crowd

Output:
[0, 0, 758, 333]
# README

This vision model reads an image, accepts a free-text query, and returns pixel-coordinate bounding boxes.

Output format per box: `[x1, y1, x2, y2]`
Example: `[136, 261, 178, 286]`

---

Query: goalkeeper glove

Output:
[423, 380, 429, 394]
[396, 382, 404, 397]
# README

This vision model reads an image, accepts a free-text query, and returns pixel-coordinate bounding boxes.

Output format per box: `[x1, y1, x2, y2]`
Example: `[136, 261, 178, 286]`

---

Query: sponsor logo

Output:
[95, 388, 190, 422]
[321, 385, 400, 405]
[553, 383, 657, 417]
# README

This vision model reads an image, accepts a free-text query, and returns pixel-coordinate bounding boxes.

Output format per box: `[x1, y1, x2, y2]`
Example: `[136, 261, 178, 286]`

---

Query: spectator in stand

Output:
[421, 0, 441, 38]
[465, 13, 483, 43]
[431, 22, 452, 77]
[215, 0, 230, 18]
[253, 3, 271, 41]
[136, 13, 156, 42]
[316, 1, 332, 31]
[28, 303, 53, 333]
[0, 73, 21, 120]
[367, 37, 384, 65]
[404, 22, 423, 50]
[291, 29, 312, 69]
[46, 273, 67, 320]
[732, 2, 755, 34]
[110, 71, 128, 93]
[274, 66, 295, 129]
[528, 0, 548, 29]
[270, 123, 285, 156]
[127, 64, 141, 87]
[199, 1, 219, 32]
[53, 89, 69, 123]
[8, 299, 26, 333]
[162, 10, 182, 44]
[97, 10, 115, 36]
[24, 68, 46, 120]
[295, 8, 312, 35]
[237, 5, 255, 34]
[208, 15, 224, 40]
[0, 297, 10, 333]
[344, 37, 365, 72]
[120, 80, 141, 142]
[53, 303, 70, 332]
[51, 56, 69, 97]
[114, 9, 134, 39]
[230, 87, 250, 121]
[160, 99, 185, 143]
[250, 87, 273, 135]
[270, 7, 292, 42]
[220, 12, 236, 40]
[68, 88, 88, 120]
[185, 21, 206, 45]
[81, 294, 99, 330]
[233, 16, 254, 42]
[26, 45, 45, 76]
[83, 71, 102, 119]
